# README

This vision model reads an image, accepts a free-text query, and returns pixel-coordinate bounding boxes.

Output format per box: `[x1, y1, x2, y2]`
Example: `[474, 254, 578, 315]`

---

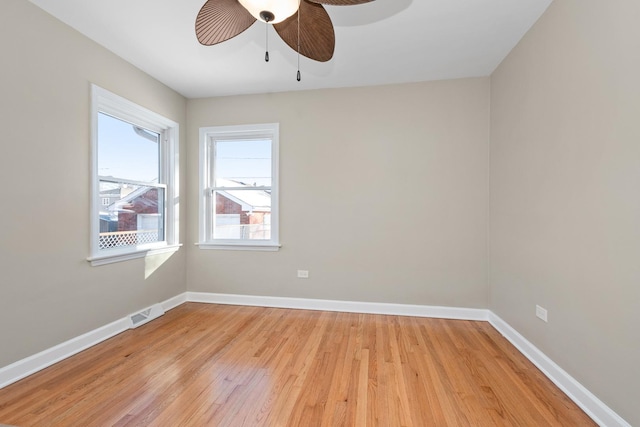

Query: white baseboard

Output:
[187, 292, 490, 321]
[162, 292, 188, 312]
[0, 292, 187, 390]
[0, 292, 630, 427]
[489, 313, 631, 427]
[0, 316, 129, 389]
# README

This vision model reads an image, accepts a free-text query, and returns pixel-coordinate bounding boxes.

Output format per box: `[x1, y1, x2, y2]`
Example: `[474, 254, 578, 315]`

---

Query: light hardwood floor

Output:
[0, 303, 595, 426]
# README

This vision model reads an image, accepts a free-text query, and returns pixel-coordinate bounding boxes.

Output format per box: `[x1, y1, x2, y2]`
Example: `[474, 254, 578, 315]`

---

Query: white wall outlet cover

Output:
[536, 305, 548, 322]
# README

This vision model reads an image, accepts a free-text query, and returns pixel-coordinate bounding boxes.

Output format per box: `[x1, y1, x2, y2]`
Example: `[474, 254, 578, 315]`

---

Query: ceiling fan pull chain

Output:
[265, 22, 270, 62]
[296, 7, 301, 81]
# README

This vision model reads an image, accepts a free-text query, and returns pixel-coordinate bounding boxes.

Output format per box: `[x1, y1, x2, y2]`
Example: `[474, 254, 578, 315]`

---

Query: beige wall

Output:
[0, 0, 187, 367]
[490, 0, 640, 424]
[186, 79, 489, 307]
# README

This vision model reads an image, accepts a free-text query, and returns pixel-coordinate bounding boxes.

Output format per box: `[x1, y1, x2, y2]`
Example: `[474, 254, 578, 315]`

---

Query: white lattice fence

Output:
[99, 230, 159, 249]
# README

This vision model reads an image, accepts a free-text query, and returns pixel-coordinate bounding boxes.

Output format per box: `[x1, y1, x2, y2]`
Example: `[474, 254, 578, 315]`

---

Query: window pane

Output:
[214, 139, 271, 187]
[98, 112, 160, 183]
[99, 180, 165, 250]
[213, 189, 271, 240]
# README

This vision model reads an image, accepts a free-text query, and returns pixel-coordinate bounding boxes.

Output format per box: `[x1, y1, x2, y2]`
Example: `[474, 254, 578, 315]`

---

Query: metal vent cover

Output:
[128, 303, 165, 329]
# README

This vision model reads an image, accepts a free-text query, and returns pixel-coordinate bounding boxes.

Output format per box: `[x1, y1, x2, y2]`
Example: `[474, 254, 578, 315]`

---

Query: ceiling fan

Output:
[195, 0, 373, 65]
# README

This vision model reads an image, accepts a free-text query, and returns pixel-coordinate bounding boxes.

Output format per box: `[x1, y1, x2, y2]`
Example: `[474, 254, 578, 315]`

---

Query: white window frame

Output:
[88, 84, 180, 266]
[198, 123, 280, 251]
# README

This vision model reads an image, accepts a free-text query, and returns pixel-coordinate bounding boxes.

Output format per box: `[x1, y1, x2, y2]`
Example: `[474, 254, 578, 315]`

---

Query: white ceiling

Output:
[28, 0, 552, 99]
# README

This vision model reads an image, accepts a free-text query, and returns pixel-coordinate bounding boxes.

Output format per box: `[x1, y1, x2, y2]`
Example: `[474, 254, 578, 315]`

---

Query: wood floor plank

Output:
[0, 303, 597, 426]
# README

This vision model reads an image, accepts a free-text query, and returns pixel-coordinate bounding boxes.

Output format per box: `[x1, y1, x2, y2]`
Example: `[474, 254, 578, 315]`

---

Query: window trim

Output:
[198, 123, 280, 251]
[88, 84, 180, 266]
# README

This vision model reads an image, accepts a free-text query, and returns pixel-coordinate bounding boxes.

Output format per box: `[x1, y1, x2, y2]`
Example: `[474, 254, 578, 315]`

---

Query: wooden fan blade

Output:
[195, 0, 256, 46]
[274, 1, 334, 62]
[305, 0, 374, 5]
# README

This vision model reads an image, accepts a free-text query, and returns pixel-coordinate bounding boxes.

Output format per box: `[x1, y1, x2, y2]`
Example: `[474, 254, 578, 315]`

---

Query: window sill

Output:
[196, 242, 281, 252]
[87, 244, 182, 266]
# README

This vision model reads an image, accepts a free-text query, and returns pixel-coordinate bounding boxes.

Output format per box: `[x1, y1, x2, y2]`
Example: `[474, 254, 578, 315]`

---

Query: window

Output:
[198, 124, 279, 251]
[89, 85, 179, 266]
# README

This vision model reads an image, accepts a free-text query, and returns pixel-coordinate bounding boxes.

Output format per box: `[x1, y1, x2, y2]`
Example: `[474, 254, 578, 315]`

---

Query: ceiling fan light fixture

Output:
[238, 0, 300, 24]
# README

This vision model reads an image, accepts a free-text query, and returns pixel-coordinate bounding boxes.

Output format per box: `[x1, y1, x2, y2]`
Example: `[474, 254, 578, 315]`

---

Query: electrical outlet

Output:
[536, 305, 548, 322]
[297, 270, 309, 279]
